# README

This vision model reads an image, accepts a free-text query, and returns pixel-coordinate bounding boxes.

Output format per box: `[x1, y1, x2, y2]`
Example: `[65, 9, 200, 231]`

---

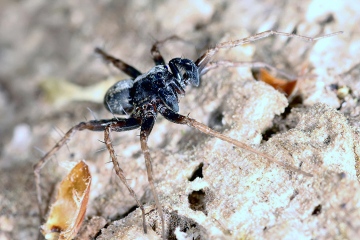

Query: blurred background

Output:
[0, 0, 358, 239]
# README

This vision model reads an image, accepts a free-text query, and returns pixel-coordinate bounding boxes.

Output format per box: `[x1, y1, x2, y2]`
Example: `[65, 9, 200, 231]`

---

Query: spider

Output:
[34, 30, 341, 239]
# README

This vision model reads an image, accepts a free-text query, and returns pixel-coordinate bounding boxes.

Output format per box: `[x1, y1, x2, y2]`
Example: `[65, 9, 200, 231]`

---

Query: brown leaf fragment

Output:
[253, 68, 298, 97]
[41, 161, 92, 240]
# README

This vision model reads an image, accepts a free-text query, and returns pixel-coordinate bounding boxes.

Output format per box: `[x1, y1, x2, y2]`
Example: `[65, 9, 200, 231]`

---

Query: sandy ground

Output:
[1, 0, 360, 239]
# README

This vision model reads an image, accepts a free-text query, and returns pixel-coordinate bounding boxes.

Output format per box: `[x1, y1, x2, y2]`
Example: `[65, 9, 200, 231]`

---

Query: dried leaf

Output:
[253, 68, 298, 97]
[40, 77, 118, 107]
[41, 161, 92, 240]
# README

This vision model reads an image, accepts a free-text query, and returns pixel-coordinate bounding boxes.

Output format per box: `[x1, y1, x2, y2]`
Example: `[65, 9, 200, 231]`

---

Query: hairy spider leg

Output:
[139, 108, 166, 239]
[158, 104, 313, 177]
[33, 118, 142, 222]
[104, 124, 148, 233]
[96, 47, 168, 236]
[150, 35, 183, 66]
[202, 60, 296, 80]
[95, 47, 142, 79]
[195, 30, 343, 74]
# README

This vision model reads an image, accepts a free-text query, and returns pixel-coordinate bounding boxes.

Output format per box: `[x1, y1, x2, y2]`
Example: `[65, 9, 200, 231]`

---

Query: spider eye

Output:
[156, 72, 163, 78]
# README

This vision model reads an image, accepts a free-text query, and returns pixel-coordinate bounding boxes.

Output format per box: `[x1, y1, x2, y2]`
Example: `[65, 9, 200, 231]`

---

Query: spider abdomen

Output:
[104, 79, 134, 115]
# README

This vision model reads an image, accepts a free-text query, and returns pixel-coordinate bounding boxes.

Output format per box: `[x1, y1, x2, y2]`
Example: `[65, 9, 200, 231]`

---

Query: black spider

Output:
[34, 31, 340, 239]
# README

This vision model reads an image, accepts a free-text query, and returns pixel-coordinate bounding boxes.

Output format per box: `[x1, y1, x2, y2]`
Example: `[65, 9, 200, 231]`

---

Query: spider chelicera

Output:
[34, 30, 341, 238]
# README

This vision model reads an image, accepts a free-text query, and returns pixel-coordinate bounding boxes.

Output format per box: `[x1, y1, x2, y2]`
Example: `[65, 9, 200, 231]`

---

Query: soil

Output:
[1, 0, 359, 239]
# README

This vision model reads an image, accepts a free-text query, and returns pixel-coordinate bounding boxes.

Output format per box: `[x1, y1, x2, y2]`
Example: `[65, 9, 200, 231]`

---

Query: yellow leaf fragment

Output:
[40, 77, 119, 107]
[41, 161, 92, 240]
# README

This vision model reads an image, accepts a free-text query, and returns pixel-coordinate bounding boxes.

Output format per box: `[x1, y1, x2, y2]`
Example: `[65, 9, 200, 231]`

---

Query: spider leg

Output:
[158, 105, 313, 177]
[104, 125, 147, 233]
[139, 112, 166, 239]
[195, 30, 343, 74]
[34, 118, 141, 222]
[95, 47, 142, 79]
[151, 35, 183, 65]
[201, 60, 296, 80]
